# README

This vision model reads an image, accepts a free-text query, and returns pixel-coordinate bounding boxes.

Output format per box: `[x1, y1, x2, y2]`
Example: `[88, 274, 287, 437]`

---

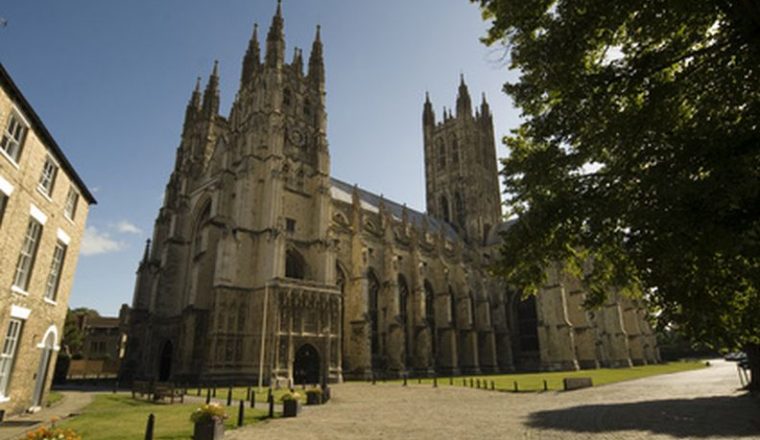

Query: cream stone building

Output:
[0, 64, 95, 414]
[123, 4, 658, 386]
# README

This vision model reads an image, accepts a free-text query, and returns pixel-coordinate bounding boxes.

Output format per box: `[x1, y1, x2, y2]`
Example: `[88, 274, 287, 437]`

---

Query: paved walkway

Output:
[227, 359, 759, 440]
[0, 391, 93, 440]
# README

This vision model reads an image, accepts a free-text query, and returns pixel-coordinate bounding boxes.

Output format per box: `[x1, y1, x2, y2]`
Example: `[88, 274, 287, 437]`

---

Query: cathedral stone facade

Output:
[123, 4, 658, 386]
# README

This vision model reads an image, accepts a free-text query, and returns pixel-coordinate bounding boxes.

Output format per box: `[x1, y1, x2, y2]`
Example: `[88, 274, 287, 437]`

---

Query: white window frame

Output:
[12, 217, 43, 293]
[44, 240, 67, 302]
[37, 155, 58, 198]
[0, 318, 24, 400]
[64, 186, 79, 221]
[0, 108, 29, 166]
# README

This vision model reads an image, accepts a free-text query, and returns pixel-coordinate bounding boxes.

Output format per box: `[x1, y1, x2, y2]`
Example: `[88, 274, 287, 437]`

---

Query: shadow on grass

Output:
[527, 395, 760, 438]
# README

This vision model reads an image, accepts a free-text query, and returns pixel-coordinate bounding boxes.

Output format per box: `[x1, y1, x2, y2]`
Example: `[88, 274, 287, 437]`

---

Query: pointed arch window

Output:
[449, 286, 457, 328]
[368, 271, 381, 369]
[451, 137, 459, 165]
[437, 139, 446, 168]
[285, 249, 307, 279]
[440, 195, 450, 224]
[283, 88, 292, 107]
[193, 203, 211, 256]
[454, 192, 465, 227]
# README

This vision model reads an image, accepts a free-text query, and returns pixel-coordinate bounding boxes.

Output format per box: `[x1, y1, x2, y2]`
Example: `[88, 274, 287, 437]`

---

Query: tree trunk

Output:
[745, 343, 759, 392]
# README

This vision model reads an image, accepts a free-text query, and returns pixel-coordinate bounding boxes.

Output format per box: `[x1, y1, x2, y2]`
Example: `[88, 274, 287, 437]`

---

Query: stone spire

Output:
[202, 61, 220, 116]
[265, 0, 285, 67]
[423, 91, 435, 127]
[480, 92, 490, 116]
[240, 23, 260, 85]
[139, 239, 151, 269]
[183, 77, 202, 132]
[456, 73, 472, 118]
[308, 25, 324, 86]
[292, 47, 303, 75]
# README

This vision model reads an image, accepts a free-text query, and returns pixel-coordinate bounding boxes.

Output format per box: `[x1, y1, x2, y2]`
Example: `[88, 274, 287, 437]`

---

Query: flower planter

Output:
[306, 392, 322, 405]
[282, 399, 300, 417]
[193, 420, 224, 440]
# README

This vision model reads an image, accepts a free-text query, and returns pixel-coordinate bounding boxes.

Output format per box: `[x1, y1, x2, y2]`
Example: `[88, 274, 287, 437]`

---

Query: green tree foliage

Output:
[63, 307, 100, 358]
[473, 0, 759, 388]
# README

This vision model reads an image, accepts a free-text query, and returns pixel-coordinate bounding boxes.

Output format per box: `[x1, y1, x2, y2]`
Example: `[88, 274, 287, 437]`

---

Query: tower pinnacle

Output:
[202, 61, 220, 116]
[265, 0, 285, 67]
[308, 25, 324, 86]
[240, 22, 261, 85]
[456, 74, 472, 117]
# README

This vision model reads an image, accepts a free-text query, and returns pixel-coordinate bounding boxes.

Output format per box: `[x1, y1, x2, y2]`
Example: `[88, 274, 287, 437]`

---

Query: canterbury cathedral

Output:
[122, 3, 659, 385]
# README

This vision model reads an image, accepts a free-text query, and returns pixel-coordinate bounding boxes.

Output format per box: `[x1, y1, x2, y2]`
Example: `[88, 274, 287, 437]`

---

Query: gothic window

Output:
[368, 270, 380, 368]
[398, 274, 410, 366]
[451, 137, 459, 164]
[283, 88, 292, 107]
[424, 281, 435, 325]
[517, 296, 540, 352]
[193, 202, 211, 255]
[304, 99, 312, 118]
[437, 139, 446, 168]
[454, 192, 465, 227]
[449, 286, 457, 328]
[468, 292, 476, 326]
[440, 195, 450, 223]
[398, 275, 408, 320]
[285, 249, 306, 279]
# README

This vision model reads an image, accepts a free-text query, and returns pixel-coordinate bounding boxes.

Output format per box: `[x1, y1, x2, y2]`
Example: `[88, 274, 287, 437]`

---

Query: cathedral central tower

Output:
[423, 77, 502, 245]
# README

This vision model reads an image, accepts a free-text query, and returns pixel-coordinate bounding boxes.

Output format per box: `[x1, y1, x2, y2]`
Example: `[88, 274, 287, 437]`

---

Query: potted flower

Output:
[190, 403, 227, 440]
[280, 392, 301, 417]
[26, 426, 82, 440]
[305, 387, 323, 405]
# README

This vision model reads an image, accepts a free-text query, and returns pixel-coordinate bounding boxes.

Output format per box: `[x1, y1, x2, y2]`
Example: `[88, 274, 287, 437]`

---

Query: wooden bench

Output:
[154, 383, 184, 404]
[131, 380, 153, 399]
[563, 377, 593, 391]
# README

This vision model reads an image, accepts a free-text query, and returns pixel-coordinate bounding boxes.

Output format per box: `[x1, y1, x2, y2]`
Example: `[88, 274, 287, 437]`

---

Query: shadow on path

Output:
[527, 395, 760, 438]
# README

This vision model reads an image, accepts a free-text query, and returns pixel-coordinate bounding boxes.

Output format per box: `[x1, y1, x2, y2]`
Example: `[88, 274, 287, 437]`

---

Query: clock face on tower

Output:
[289, 128, 306, 147]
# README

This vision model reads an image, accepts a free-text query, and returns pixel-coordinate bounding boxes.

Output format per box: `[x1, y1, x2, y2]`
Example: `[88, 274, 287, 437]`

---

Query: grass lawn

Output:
[46, 390, 64, 407]
[59, 394, 274, 440]
[385, 361, 707, 392]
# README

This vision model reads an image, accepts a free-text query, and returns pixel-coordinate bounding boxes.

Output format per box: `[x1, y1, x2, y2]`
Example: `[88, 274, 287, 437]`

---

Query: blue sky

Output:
[0, 1, 521, 315]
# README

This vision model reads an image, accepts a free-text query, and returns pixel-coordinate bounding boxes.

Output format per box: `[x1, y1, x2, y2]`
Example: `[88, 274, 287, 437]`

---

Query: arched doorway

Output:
[158, 341, 173, 382]
[293, 344, 320, 385]
[32, 329, 57, 408]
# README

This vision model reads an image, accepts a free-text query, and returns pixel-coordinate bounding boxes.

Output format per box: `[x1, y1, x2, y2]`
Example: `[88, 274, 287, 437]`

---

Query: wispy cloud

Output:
[115, 220, 142, 235]
[80, 226, 124, 256]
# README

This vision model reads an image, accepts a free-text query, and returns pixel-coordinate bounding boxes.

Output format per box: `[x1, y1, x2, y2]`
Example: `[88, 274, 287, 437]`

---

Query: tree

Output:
[62, 307, 100, 358]
[472, 0, 760, 390]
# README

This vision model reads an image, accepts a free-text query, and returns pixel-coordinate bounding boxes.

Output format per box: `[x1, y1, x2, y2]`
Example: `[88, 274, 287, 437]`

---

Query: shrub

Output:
[190, 403, 227, 424]
[280, 392, 301, 402]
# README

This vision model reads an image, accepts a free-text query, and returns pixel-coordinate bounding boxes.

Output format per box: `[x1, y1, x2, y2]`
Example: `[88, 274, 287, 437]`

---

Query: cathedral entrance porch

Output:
[294, 344, 321, 385]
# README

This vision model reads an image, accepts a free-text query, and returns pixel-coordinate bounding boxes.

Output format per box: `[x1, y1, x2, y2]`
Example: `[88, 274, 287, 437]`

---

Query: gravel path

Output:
[0, 391, 94, 440]
[227, 360, 759, 440]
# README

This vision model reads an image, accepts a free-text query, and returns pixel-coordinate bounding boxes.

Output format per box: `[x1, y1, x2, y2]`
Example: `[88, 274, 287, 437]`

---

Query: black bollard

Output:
[491, 381, 495, 391]
[449, 377, 453, 386]
[543, 380, 548, 391]
[238, 400, 244, 427]
[469, 378, 474, 388]
[372, 373, 376, 385]
[433, 376, 438, 388]
[205, 388, 211, 404]
[227, 387, 232, 406]
[268, 387, 273, 402]
[268, 395, 274, 418]
[197, 386, 201, 397]
[476, 379, 481, 389]
[250, 390, 256, 409]
[212, 386, 217, 398]
[513, 381, 518, 392]
[418, 377, 422, 385]
[144, 414, 155, 440]
[403, 375, 407, 387]
[246, 386, 252, 401]
[462, 378, 466, 387]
